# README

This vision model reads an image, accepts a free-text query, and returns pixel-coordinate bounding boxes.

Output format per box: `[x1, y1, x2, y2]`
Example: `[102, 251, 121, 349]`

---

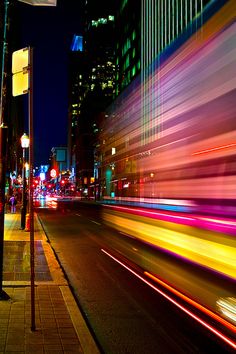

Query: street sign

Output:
[17, 0, 57, 5]
[12, 48, 29, 96]
[12, 71, 29, 96]
[12, 47, 29, 74]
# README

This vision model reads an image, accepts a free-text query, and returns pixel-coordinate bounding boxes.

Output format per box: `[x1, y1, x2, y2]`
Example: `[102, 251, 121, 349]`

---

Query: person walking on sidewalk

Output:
[9, 195, 17, 213]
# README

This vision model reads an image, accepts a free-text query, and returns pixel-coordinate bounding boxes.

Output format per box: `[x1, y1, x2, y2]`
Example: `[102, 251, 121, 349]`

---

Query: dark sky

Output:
[17, 0, 83, 166]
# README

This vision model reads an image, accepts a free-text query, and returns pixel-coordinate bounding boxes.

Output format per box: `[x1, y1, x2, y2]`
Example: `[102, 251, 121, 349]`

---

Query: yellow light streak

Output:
[103, 212, 236, 279]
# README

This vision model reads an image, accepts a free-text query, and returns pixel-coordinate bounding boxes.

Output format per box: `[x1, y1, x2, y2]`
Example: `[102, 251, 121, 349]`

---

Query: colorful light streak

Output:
[102, 207, 236, 280]
[192, 143, 236, 156]
[144, 271, 236, 333]
[104, 204, 236, 235]
[101, 248, 236, 351]
[217, 297, 236, 324]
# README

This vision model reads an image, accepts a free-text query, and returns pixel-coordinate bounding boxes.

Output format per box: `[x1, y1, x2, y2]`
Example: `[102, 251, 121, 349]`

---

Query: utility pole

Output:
[0, 0, 10, 300]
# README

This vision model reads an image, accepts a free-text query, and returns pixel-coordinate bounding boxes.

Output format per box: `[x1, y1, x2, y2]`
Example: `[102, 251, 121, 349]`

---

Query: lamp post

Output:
[0, 0, 10, 301]
[20, 133, 29, 229]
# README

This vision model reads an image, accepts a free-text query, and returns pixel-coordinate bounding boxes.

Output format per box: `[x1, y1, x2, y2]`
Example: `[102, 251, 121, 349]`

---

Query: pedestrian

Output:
[9, 195, 17, 213]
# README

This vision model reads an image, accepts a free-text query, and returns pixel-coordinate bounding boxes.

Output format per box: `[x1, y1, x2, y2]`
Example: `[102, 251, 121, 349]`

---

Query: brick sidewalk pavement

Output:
[0, 211, 100, 354]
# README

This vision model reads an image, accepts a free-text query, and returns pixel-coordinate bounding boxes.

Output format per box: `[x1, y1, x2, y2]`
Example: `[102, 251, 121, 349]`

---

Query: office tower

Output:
[68, 35, 88, 188]
[98, 0, 218, 200]
[68, 0, 117, 197]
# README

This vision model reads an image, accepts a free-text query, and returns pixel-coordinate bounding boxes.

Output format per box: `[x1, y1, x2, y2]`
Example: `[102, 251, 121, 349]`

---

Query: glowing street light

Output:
[21, 132, 29, 148]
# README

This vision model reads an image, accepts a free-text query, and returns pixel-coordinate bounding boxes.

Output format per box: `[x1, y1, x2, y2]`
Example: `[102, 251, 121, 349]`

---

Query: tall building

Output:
[98, 0, 218, 201]
[68, 35, 88, 189]
[68, 0, 117, 197]
[115, 0, 212, 95]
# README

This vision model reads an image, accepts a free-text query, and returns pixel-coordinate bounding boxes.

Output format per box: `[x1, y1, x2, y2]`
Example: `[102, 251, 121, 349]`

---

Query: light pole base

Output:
[0, 289, 10, 300]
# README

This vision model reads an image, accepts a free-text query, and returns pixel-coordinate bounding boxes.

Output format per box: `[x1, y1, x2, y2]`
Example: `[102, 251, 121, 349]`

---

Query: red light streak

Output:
[101, 248, 236, 350]
[144, 271, 236, 334]
[192, 143, 236, 156]
[104, 204, 194, 221]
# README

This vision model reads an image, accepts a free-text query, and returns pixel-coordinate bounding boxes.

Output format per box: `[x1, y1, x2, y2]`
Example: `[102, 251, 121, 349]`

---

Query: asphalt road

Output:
[36, 202, 234, 354]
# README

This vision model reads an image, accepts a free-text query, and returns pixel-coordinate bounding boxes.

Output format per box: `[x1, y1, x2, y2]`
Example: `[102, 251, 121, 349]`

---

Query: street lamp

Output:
[20, 133, 29, 229]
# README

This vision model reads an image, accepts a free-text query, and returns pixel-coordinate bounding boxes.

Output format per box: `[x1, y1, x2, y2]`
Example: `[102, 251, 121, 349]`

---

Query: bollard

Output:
[25, 213, 30, 231]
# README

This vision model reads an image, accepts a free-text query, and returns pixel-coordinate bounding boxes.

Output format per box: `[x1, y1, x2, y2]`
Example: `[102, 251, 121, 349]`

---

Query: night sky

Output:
[17, 0, 82, 166]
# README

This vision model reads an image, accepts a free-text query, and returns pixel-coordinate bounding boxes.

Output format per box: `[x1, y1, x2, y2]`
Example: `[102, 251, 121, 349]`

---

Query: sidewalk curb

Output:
[36, 214, 101, 354]
[60, 286, 100, 354]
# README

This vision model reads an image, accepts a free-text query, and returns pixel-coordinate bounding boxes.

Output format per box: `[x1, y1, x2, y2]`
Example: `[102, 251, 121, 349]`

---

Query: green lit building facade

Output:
[115, 0, 211, 95]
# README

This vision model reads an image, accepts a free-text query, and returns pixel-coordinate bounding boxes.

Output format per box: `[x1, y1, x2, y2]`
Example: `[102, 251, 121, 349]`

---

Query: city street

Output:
[1, 1, 235, 352]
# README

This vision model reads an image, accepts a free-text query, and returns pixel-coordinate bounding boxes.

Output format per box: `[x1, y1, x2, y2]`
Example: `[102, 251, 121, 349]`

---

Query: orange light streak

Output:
[101, 248, 236, 350]
[192, 143, 236, 156]
[144, 271, 236, 333]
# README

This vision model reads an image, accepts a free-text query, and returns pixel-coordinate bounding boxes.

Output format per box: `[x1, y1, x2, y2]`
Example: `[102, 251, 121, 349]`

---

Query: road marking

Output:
[119, 231, 136, 239]
[91, 220, 101, 226]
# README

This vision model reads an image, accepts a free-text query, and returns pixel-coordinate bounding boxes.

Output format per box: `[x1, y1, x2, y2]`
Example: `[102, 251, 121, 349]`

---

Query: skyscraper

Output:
[98, 0, 217, 201]
[68, 0, 117, 197]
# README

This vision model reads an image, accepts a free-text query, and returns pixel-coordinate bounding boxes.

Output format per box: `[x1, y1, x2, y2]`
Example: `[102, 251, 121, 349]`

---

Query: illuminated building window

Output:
[71, 35, 83, 52]
[132, 48, 136, 58]
[132, 66, 136, 77]
[98, 18, 107, 24]
[92, 20, 98, 27]
[132, 30, 136, 40]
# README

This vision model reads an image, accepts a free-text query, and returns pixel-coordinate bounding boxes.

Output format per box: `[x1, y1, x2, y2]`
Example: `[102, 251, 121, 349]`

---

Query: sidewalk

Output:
[0, 210, 100, 353]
